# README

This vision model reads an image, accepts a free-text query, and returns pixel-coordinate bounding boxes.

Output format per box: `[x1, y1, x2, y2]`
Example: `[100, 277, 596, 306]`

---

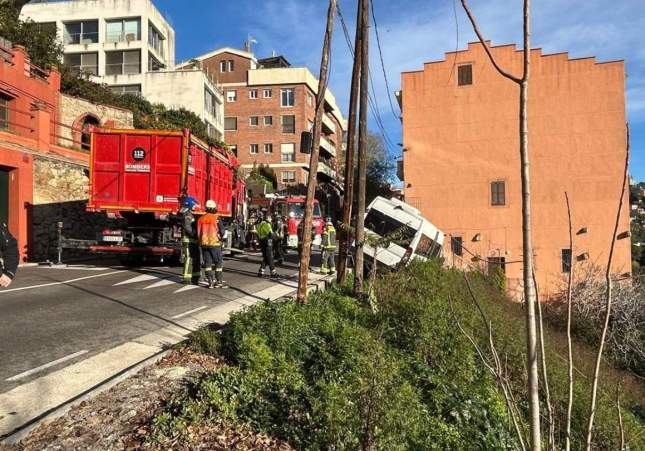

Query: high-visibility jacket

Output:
[197, 213, 222, 247]
[257, 221, 273, 241]
[321, 225, 336, 249]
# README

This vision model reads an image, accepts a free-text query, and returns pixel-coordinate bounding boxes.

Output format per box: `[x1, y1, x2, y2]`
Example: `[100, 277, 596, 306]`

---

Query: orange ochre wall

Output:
[401, 42, 631, 300]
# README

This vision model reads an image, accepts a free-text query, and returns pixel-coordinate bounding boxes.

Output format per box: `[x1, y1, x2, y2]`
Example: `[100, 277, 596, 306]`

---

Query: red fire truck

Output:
[57, 128, 245, 263]
[273, 196, 324, 248]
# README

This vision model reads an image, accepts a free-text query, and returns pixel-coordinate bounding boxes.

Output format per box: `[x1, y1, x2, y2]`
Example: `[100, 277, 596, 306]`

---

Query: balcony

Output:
[317, 160, 335, 179]
[319, 135, 336, 157]
[322, 113, 335, 134]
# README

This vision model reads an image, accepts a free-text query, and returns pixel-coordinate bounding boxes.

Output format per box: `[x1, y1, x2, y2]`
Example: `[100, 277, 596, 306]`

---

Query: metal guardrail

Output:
[50, 120, 89, 151]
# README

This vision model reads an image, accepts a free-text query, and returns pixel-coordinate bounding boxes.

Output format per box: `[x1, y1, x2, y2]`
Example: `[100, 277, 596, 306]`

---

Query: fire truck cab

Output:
[273, 196, 324, 248]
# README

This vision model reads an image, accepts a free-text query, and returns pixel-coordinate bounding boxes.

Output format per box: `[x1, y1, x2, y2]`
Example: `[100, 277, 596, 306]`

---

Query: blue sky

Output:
[155, 0, 645, 181]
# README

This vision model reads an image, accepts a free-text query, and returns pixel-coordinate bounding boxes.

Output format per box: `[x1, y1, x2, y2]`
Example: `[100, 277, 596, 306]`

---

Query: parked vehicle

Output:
[362, 196, 444, 268]
[273, 196, 324, 248]
[61, 128, 245, 263]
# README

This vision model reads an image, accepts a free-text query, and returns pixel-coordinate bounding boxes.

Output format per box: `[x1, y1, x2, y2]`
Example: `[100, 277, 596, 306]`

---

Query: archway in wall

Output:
[72, 113, 101, 151]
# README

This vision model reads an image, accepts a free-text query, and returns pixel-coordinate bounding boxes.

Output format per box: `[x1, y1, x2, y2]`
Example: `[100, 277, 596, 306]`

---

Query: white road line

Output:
[114, 274, 159, 286]
[6, 350, 89, 382]
[174, 284, 202, 293]
[171, 305, 208, 319]
[0, 271, 127, 294]
[45, 266, 111, 271]
[144, 278, 180, 289]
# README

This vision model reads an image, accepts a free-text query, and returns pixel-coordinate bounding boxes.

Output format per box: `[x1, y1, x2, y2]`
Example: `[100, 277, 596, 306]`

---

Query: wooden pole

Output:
[296, 0, 337, 303]
[336, 0, 363, 284]
[353, 0, 369, 296]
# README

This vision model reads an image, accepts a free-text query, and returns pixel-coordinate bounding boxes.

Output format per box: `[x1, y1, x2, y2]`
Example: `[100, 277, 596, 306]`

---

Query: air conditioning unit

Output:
[126, 33, 136, 42]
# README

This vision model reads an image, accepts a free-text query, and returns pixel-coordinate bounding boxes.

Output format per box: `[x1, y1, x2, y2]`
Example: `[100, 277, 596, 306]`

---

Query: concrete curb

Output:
[0, 273, 334, 445]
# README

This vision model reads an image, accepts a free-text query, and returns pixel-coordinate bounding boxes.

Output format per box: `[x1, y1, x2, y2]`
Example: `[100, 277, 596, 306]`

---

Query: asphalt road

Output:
[0, 250, 318, 395]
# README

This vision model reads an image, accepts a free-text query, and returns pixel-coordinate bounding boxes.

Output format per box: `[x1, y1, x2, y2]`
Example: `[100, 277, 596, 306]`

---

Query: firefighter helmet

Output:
[205, 199, 217, 210]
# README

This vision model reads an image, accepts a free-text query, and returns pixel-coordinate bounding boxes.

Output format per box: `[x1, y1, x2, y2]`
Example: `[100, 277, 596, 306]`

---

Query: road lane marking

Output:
[174, 284, 202, 293]
[113, 274, 159, 286]
[6, 350, 89, 382]
[44, 265, 111, 271]
[144, 278, 180, 289]
[171, 305, 208, 319]
[0, 271, 127, 294]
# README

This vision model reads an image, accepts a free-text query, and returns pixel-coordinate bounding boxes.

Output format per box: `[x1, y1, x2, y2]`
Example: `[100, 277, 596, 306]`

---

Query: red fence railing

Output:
[50, 120, 89, 151]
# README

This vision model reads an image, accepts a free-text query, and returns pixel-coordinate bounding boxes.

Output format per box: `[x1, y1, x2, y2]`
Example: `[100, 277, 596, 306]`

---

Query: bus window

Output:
[416, 233, 442, 259]
[364, 208, 416, 248]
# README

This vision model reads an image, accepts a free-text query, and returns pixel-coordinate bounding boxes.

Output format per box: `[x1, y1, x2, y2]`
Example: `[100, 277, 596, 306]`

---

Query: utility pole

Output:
[353, 0, 369, 296]
[296, 0, 336, 303]
[336, 0, 363, 284]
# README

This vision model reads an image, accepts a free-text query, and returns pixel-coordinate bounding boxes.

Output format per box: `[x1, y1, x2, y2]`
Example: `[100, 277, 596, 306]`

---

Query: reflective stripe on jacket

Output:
[197, 213, 221, 247]
[322, 225, 336, 249]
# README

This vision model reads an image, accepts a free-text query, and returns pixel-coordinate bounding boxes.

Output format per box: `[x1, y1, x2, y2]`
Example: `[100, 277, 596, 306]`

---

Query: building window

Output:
[561, 249, 572, 273]
[64, 52, 98, 75]
[105, 50, 141, 75]
[263, 88, 272, 98]
[281, 170, 296, 184]
[106, 18, 140, 43]
[204, 87, 220, 119]
[220, 60, 226, 72]
[224, 117, 237, 131]
[229, 144, 237, 156]
[63, 20, 98, 44]
[491, 181, 505, 206]
[109, 84, 141, 95]
[249, 89, 258, 99]
[264, 115, 273, 126]
[148, 23, 165, 57]
[226, 90, 237, 102]
[307, 92, 314, 107]
[249, 116, 259, 127]
[458, 64, 473, 86]
[148, 53, 164, 71]
[487, 257, 506, 275]
[227, 60, 234, 72]
[0, 95, 10, 130]
[281, 143, 296, 162]
[264, 143, 273, 154]
[250, 144, 259, 154]
[451, 236, 463, 256]
[308, 119, 314, 132]
[281, 88, 295, 107]
[281, 115, 295, 134]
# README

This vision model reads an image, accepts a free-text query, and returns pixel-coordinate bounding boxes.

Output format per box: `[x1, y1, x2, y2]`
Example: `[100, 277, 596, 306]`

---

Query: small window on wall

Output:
[227, 60, 234, 71]
[249, 89, 258, 99]
[0, 94, 12, 130]
[263, 88, 272, 98]
[224, 117, 237, 131]
[491, 181, 505, 206]
[264, 143, 273, 154]
[458, 64, 473, 86]
[264, 115, 273, 126]
[281, 115, 295, 133]
[220, 60, 226, 72]
[250, 143, 259, 154]
[561, 248, 572, 273]
[226, 90, 237, 102]
[281, 171, 296, 183]
[229, 144, 238, 156]
[281, 88, 295, 107]
[488, 257, 506, 275]
[249, 116, 259, 126]
[451, 236, 463, 256]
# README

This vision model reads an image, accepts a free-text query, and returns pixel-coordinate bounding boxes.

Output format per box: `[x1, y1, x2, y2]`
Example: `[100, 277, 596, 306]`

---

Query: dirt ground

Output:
[0, 348, 292, 451]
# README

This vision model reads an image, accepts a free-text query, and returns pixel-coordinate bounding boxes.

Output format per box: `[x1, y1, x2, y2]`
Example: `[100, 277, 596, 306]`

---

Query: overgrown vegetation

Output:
[151, 261, 644, 450]
[246, 163, 278, 193]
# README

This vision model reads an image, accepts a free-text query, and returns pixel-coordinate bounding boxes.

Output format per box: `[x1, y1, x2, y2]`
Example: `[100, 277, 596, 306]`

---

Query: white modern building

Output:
[20, 0, 224, 139]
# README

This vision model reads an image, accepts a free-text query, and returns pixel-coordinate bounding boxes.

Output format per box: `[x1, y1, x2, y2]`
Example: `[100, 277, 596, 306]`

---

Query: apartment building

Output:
[400, 41, 631, 299]
[177, 48, 346, 191]
[20, 0, 224, 140]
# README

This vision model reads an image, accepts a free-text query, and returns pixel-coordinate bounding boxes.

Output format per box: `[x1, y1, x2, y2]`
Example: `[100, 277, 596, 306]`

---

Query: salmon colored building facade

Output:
[400, 41, 631, 299]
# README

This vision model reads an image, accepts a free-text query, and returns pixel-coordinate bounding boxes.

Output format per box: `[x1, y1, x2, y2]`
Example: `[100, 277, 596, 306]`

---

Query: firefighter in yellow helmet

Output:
[197, 200, 227, 288]
[320, 216, 336, 274]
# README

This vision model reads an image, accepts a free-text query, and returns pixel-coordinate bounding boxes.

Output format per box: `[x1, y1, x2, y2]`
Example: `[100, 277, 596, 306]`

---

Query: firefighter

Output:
[198, 200, 227, 288]
[257, 212, 278, 278]
[246, 211, 258, 251]
[180, 196, 201, 285]
[0, 222, 18, 288]
[272, 214, 285, 265]
[320, 217, 337, 274]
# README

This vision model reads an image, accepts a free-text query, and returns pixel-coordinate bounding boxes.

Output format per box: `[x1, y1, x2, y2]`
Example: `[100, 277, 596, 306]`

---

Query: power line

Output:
[370, 0, 400, 120]
[336, 2, 396, 155]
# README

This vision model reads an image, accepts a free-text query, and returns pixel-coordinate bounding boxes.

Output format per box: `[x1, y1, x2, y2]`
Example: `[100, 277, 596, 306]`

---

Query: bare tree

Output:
[585, 124, 631, 450]
[336, 0, 362, 284]
[534, 271, 555, 450]
[296, 0, 337, 303]
[460, 1, 541, 448]
[564, 191, 574, 451]
[353, 0, 370, 297]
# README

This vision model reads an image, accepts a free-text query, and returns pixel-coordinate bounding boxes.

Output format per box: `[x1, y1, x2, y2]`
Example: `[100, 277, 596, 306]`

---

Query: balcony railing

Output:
[317, 160, 335, 179]
[0, 105, 35, 136]
[320, 135, 336, 157]
[322, 114, 336, 134]
[106, 32, 140, 44]
[64, 32, 99, 45]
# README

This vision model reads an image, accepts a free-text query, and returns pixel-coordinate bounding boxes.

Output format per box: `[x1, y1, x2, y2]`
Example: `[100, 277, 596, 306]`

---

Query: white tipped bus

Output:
[362, 196, 444, 268]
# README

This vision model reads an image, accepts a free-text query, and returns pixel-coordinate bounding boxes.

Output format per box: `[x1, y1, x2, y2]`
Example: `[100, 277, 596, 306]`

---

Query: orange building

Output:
[400, 41, 631, 299]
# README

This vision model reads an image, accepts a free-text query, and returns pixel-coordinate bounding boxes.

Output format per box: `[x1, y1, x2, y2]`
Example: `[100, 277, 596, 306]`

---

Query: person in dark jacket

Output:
[272, 214, 285, 265]
[180, 196, 201, 285]
[0, 222, 18, 288]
